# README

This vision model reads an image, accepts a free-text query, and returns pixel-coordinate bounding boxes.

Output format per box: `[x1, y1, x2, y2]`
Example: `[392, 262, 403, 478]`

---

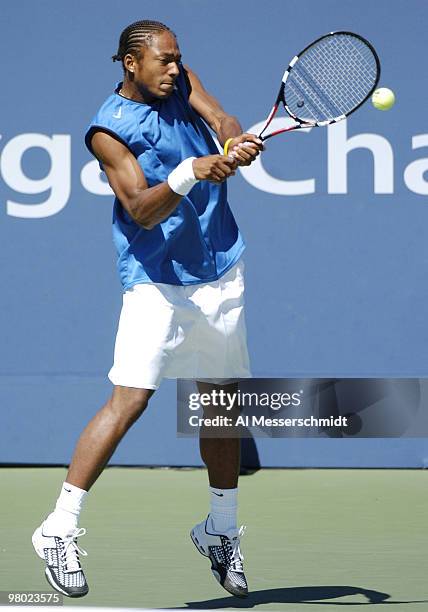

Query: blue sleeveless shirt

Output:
[85, 67, 245, 289]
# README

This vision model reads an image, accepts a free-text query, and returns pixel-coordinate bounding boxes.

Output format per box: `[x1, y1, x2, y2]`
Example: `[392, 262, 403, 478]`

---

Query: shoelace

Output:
[59, 528, 88, 573]
[226, 525, 246, 572]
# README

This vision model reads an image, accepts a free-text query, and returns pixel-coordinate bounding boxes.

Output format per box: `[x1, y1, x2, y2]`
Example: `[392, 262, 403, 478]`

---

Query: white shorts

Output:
[108, 260, 251, 390]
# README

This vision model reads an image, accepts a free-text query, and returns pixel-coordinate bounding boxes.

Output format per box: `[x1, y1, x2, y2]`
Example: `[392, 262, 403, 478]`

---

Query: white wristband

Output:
[167, 157, 199, 196]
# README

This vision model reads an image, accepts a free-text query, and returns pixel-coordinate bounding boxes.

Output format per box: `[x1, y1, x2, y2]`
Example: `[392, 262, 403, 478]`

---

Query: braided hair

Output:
[112, 20, 175, 67]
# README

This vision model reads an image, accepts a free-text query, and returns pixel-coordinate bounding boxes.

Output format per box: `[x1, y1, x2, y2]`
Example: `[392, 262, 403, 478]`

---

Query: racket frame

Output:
[258, 31, 381, 141]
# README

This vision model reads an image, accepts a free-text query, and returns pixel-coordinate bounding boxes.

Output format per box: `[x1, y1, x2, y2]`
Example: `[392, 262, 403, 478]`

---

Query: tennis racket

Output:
[258, 31, 381, 141]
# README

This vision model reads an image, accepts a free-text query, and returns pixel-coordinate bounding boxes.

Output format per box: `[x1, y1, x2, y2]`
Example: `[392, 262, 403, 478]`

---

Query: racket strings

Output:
[319, 37, 376, 107]
[285, 34, 378, 123]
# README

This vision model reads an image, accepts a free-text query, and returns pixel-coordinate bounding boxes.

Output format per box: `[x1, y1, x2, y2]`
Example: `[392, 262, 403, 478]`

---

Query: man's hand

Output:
[226, 134, 264, 166]
[193, 155, 238, 184]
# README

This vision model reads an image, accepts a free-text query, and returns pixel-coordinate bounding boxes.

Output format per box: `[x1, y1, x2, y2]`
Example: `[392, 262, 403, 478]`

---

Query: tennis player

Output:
[32, 20, 262, 599]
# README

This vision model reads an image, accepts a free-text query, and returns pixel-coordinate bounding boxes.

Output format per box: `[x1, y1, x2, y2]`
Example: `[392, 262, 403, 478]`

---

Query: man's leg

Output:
[197, 382, 240, 532]
[191, 382, 248, 598]
[33, 385, 154, 598]
[198, 382, 240, 489]
[43, 385, 154, 534]
[66, 385, 154, 491]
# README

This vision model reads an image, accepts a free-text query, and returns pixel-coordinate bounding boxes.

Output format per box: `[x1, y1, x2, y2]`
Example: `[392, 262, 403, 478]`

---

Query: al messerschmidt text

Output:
[189, 415, 348, 428]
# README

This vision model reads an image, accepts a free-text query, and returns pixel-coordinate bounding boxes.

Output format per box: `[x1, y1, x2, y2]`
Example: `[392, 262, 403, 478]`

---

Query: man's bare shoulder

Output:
[90, 130, 131, 164]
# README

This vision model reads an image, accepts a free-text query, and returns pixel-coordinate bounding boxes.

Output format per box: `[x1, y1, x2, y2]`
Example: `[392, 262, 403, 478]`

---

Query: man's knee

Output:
[110, 385, 154, 425]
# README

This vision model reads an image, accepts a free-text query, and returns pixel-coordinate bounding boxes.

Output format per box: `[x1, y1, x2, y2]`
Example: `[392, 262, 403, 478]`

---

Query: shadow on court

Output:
[174, 585, 428, 608]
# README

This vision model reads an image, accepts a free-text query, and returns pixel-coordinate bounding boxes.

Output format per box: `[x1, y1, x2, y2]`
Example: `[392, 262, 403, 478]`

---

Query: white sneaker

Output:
[190, 516, 248, 598]
[32, 521, 89, 598]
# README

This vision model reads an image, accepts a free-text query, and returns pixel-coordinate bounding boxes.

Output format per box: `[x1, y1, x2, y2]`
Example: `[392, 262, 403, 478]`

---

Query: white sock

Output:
[209, 486, 238, 533]
[43, 482, 88, 537]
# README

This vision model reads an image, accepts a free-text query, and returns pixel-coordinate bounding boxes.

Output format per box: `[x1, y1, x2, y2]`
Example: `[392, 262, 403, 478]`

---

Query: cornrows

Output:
[112, 20, 175, 64]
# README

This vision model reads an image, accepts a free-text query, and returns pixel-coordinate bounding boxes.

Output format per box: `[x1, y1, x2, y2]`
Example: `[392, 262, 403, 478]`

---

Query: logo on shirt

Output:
[113, 107, 122, 119]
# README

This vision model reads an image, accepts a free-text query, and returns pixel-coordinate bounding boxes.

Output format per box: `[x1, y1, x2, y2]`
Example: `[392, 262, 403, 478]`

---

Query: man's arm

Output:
[185, 65, 263, 165]
[90, 131, 238, 230]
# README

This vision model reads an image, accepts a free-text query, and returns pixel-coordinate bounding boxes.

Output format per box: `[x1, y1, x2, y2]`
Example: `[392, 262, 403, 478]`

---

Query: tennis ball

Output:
[372, 87, 395, 111]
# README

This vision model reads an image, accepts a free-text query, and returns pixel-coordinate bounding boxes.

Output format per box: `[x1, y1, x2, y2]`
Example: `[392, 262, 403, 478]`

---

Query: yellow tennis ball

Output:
[372, 87, 395, 111]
